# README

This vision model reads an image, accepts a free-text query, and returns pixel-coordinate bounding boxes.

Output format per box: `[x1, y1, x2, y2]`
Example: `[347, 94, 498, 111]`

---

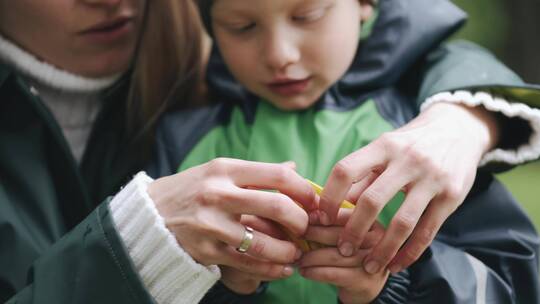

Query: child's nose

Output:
[264, 32, 301, 71]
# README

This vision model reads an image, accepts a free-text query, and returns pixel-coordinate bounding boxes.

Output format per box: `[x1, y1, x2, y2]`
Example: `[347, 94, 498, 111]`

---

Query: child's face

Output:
[212, 0, 373, 110]
[0, 0, 145, 77]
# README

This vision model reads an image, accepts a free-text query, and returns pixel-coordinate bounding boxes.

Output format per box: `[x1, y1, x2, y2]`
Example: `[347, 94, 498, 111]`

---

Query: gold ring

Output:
[236, 226, 254, 253]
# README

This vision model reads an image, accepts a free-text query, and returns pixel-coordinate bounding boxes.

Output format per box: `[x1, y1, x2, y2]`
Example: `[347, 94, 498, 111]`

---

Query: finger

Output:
[338, 167, 410, 257]
[298, 247, 370, 268]
[225, 188, 309, 236]
[388, 195, 455, 273]
[232, 224, 302, 264]
[361, 221, 386, 249]
[306, 210, 384, 247]
[240, 215, 289, 240]
[299, 266, 363, 288]
[222, 246, 295, 279]
[345, 171, 379, 203]
[319, 144, 388, 225]
[361, 184, 436, 274]
[280, 161, 297, 170]
[206, 216, 301, 263]
[221, 266, 275, 284]
[334, 208, 356, 226]
[305, 226, 343, 246]
[214, 159, 317, 211]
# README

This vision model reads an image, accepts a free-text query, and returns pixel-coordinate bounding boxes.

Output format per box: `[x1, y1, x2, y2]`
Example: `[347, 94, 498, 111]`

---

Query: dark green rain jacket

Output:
[149, 0, 540, 303]
[0, 67, 157, 303]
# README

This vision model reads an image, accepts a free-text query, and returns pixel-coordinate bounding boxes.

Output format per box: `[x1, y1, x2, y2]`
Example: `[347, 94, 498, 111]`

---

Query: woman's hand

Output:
[316, 102, 500, 274]
[219, 215, 294, 294]
[299, 212, 388, 304]
[148, 158, 317, 287]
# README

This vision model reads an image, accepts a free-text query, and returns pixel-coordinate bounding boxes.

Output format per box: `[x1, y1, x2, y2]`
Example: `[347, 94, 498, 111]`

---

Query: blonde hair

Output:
[127, 0, 204, 141]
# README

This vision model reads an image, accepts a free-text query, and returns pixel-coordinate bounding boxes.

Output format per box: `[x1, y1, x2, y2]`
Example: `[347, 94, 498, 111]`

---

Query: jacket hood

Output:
[205, 0, 467, 109]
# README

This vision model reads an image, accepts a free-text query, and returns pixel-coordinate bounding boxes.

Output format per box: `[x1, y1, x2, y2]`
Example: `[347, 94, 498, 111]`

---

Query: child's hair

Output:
[195, 0, 378, 37]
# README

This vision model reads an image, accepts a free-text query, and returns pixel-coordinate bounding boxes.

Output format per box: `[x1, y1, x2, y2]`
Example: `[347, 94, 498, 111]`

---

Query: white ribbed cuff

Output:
[109, 172, 220, 304]
[422, 90, 540, 166]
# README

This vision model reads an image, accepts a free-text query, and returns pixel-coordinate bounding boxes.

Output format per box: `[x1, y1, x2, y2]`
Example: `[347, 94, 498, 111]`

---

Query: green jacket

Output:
[0, 65, 155, 303]
[149, 0, 540, 303]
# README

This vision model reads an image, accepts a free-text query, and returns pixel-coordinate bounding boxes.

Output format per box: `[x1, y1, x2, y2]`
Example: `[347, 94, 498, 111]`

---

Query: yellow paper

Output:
[285, 179, 355, 252]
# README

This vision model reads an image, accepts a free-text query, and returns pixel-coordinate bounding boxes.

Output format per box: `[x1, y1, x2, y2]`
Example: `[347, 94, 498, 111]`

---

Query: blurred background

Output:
[452, 0, 540, 229]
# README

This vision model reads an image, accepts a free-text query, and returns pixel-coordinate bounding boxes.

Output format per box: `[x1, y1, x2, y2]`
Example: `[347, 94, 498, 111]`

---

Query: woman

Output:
[0, 0, 538, 303]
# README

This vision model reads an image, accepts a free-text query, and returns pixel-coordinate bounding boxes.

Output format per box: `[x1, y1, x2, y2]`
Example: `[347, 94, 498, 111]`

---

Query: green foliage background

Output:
[452, 0, 540, 230]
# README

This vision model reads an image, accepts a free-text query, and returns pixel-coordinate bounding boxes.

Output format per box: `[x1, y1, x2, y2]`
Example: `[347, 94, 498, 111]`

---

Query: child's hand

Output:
[299, 218, 388, 303]
[316, 102, 499, 274]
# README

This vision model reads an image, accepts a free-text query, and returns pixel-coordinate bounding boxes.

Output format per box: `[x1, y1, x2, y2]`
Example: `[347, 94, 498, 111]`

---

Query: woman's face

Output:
[0, 0, 145, 77]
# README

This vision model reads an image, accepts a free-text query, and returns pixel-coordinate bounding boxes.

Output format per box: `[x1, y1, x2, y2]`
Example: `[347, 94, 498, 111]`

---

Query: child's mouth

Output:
[267, 77, 312, 96]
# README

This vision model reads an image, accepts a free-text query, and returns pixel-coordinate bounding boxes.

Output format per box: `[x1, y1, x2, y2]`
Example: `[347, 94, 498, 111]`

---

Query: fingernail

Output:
[295, 249, 303, 260]
[389, 264, 402, 274]
[320, 211, 330, 225]
[308, 211, 319, 224]
[339, 242, 354, 257]
[364, 260, 380, 274]
[283, 265, 294, 277]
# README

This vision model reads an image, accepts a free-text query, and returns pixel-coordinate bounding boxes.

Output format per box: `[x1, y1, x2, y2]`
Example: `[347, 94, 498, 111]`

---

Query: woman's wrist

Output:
[109, 172, 221, 303]
[423, 101, 499, 156]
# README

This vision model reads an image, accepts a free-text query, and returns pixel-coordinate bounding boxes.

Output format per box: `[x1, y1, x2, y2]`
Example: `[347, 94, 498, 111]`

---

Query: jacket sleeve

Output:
[416, 41, 540, 170]
[373, 172, 540, 303]
[3, 200, 157, 304]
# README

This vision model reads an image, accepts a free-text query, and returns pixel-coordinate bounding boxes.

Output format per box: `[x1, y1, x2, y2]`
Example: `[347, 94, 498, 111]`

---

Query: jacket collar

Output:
[206, 0, 466, 110]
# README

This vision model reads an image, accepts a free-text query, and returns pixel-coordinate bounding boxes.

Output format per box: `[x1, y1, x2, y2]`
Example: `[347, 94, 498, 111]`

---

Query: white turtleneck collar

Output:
[0, 34, 127, 163]
[0, 34, 121, 93]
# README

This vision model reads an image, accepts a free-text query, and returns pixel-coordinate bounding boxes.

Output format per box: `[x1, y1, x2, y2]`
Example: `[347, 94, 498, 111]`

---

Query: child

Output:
[150, 0, 540, 302]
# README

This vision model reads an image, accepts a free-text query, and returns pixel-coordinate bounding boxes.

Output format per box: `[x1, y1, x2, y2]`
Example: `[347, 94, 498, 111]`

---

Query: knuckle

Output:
[359, 190, 385, 214]
[332, 160, 354, 183]
[378, 132, 401, 151]
[404, 148, 431, 169]
[393, 213, 416, 234]
[401, 243, 423, 265]
[342, 227, 364, 244]
[251, 238, 267, 256]
[432, 168, 451, 185]
[285, 246, 297, 262]
[207, 157, 239, 177]
[194, 215, 219, 235]
[271, 166, 293, 185]
[268, 196, 287, 218]
[441, 183, 463, 203]
[416, 227, 437, 246]
[198, 183, 223, 206]
[206, 157, 228, 174]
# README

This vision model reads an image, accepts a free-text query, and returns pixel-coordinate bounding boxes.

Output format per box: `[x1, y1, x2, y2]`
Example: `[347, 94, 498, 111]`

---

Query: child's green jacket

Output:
[150, 0, 540, 303]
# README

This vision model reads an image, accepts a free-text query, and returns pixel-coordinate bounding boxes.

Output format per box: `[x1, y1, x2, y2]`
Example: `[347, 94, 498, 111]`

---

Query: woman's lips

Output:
[268, 77, 311, 96]
[79, 17, 134, 44]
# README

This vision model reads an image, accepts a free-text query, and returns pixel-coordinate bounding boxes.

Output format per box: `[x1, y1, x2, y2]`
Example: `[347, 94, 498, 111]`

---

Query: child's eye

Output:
[229, 22, 256, 33]
[292, 7, 327, 23]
